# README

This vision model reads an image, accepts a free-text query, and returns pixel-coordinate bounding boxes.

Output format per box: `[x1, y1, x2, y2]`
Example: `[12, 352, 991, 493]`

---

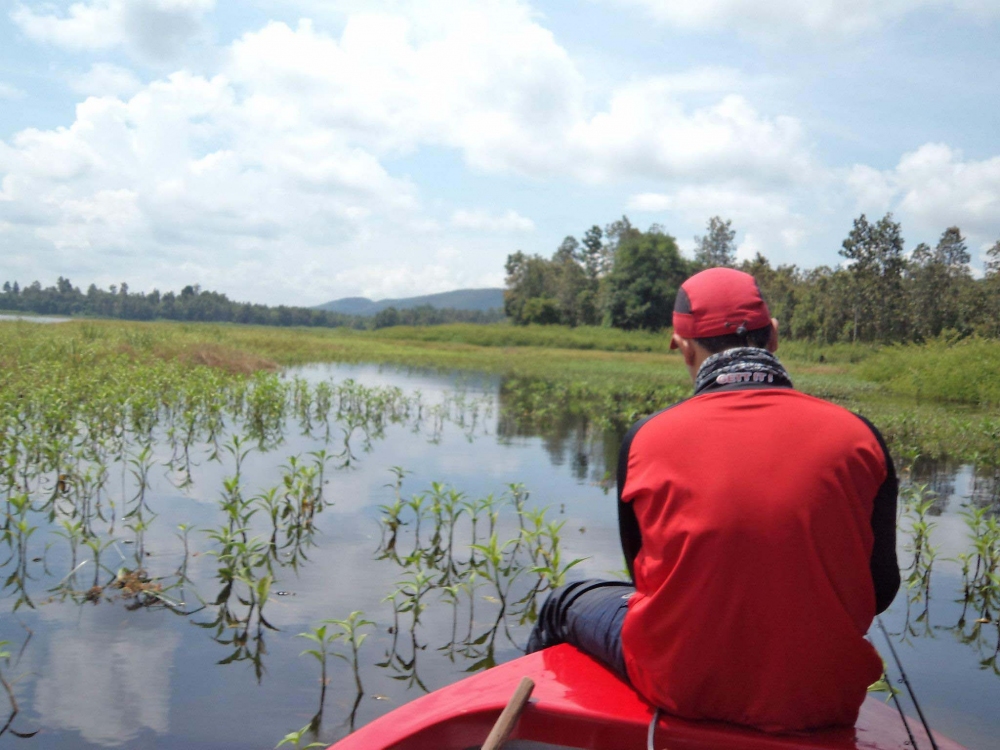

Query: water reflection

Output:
[33, 612, 179, 747]
[0, 315, 70, 324]
[872, 459, 1000, 745]
[498, 410, 618, 489]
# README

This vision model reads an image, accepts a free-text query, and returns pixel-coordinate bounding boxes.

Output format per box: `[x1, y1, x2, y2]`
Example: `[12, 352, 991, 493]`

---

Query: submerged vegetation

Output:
[894, 466, 1000, 673]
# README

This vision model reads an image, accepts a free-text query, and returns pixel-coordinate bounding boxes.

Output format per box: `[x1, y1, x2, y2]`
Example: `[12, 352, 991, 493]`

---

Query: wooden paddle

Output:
[481, 676, 535, 750]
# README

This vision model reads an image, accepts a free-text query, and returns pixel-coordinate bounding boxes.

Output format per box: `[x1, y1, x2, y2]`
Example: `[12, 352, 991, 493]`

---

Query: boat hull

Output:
[328, 644, 964, 750]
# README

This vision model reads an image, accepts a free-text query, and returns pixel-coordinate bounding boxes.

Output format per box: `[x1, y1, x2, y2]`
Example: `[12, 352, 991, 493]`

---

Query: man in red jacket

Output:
[527, 267, 899, 732]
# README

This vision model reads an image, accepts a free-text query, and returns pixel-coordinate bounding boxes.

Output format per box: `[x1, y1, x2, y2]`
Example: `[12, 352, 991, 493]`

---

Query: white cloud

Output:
[598, 0, 1000, 37]
[846, 143, 1000, 246]
[628, 183, 813, 262]
[0, 82, 26, 99]
[566, 88, 813, 185]
[226, 10, 586, 173]
[34, 614, 179, 745]
[631, 185, 796, 223]
[637, 66, 746, 94]
[895, 144, 1000, 234]
[0, 0, 819, 302]
[226, 12, 808, 184]
[663, 184, 800, 227]
[627, 193, 674, 212]
[845, 164, 896, 215]
[435, 245, 460, 262]
[70, 62, 143, 97]
[11, 0, 214, 61]
[0, 69, 421, 302]
[451, 209, 535, 232]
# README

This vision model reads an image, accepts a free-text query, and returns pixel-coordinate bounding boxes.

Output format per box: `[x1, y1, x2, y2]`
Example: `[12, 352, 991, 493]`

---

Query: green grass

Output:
[857, 337, 1000, 407]
[3, 319, 999, 464]
[376, 324, 1000, 407]
[371, 323, 677, 353]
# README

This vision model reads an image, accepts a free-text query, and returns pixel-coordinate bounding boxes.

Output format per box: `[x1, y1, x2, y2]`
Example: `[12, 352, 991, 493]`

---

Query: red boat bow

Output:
[328, 644, 964, 750]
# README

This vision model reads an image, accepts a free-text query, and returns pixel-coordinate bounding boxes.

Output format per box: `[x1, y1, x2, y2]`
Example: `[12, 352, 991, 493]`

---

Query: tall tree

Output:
[740, 253, 800, 337]
[580, 226, 606, 281]
[554, 236, 580, 263]
[839, 213, 908, 342]
[576, 226, 607, 325]
[604, 215, 638, 251]
[604, 231, 689, 330]
[935, 226, 970, 269]
[908, 227, 974, 340]
[984, 240, 1000, 338]
[985, 239, 1000, 277]
[552, 236, 589, 326]
[933, 226, 974, 336]
[503, 251, 560, 324]
[907, 242, 942, 340]
[784, 266, 853, 344]
[694, 216, 737, 268]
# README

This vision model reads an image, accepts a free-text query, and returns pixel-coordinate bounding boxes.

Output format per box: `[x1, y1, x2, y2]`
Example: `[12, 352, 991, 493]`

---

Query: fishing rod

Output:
[877, 615, 939, 750]
[880, 649, 918, 749]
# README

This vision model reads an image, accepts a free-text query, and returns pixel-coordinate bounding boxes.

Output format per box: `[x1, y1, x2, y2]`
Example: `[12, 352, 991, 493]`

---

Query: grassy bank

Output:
[374, 323, 1000, 406]
[2, 318, 998, 464]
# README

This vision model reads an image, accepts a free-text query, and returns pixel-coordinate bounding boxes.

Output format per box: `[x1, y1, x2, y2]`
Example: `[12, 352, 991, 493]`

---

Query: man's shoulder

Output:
[776, 390, 888, 441]
[622, 397, 689, 445]
[617, 398, 689, 483]
[626, 387, 883, 447]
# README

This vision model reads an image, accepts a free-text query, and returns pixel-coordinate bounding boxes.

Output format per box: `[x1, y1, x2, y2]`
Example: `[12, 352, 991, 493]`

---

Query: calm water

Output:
[0, 362, 996, 749]
[0, 314, 70, 323]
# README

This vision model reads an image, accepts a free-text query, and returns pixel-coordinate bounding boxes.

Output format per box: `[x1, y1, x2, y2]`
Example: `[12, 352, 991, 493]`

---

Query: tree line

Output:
[0, 279, 504, 329]
[504, 214, 1000, 343]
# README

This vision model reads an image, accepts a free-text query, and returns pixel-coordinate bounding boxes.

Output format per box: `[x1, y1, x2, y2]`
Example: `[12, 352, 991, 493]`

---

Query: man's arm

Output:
[617, 418, 646, 584]
[618, 497, 641, 583]
[856, 415, 901, 613]
[870, 462, 900, 613]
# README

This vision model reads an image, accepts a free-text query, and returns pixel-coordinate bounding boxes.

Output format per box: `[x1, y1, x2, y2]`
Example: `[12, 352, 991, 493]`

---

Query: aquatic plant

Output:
[275, 724, 325, 750]
[371, 477, 587, 679]
[0, 642, 31, 738]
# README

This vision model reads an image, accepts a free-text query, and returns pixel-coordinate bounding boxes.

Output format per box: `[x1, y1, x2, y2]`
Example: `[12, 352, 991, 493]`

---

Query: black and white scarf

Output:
[693, 347, 793, 396]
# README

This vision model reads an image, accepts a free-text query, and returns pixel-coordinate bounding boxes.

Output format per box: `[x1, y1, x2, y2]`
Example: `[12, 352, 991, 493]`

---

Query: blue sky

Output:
[1, 0, 998, 305]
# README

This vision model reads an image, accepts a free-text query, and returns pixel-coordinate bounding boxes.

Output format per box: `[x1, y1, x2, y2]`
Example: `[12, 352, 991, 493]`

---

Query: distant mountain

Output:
[315, 287, 504, 316]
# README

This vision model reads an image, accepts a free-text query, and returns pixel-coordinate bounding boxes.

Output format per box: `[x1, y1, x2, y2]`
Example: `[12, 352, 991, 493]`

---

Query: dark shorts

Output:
[526, 578, 634, 683]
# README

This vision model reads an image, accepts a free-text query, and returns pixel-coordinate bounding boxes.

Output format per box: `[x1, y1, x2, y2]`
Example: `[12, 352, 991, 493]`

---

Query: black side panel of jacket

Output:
[617, 407, 678, 583]
[855, 414, 901, 614]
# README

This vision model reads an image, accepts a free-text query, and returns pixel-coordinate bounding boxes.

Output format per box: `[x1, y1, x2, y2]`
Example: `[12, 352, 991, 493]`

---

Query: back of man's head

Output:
[671, 268, 773, 354]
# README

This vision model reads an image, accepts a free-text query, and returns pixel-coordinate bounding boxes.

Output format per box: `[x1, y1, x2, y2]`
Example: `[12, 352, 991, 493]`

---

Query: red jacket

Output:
[617, 383, 899, 732]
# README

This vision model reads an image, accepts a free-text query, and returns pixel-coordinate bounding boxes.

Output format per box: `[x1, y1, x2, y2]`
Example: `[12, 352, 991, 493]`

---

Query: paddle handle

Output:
[481, 676, 535, 750]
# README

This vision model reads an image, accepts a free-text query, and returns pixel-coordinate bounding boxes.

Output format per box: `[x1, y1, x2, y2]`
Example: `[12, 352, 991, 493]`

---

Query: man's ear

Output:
[674, 334, 697, 367]
[767, 318, 780, 353]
